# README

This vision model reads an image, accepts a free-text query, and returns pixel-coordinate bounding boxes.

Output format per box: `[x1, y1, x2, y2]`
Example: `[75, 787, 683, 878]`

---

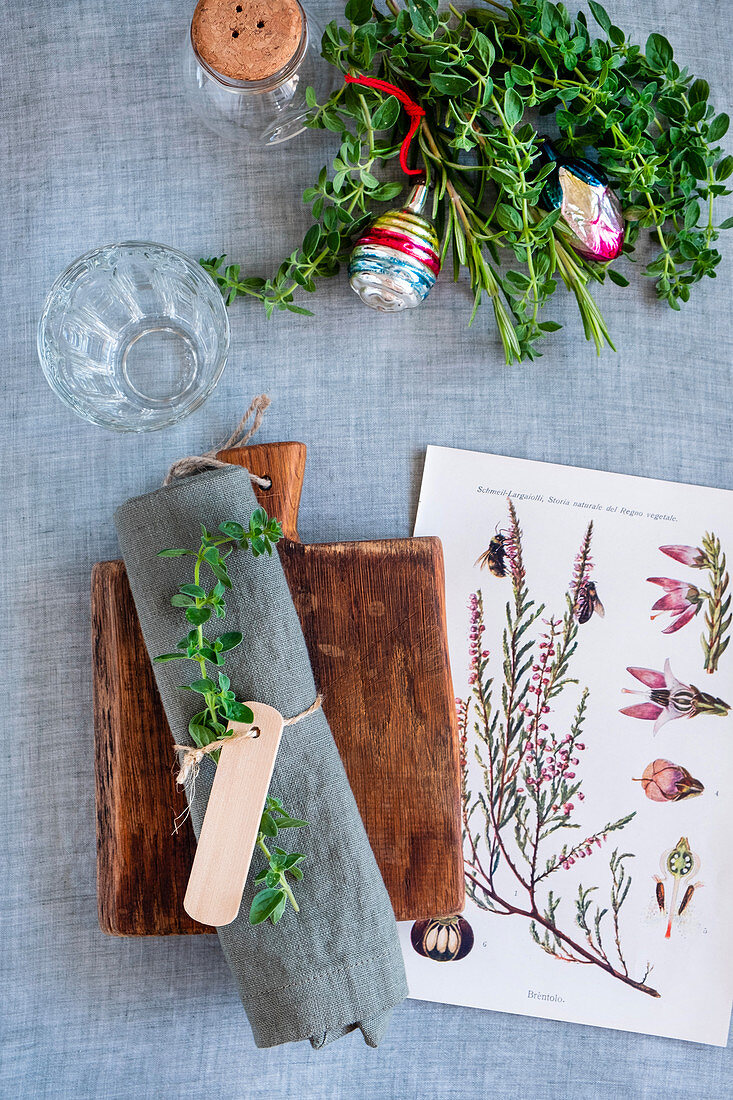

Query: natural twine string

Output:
[163, 394, 272, 487]
[173, 694, 324, 791]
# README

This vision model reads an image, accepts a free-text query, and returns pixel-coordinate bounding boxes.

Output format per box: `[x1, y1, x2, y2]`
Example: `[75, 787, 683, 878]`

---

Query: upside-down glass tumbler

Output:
[37, 242, 230, 432]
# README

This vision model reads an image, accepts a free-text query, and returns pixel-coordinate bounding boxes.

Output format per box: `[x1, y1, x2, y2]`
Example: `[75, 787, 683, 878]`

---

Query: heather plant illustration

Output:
[647, 534, 731, 673]
[459, 502, 659, 997]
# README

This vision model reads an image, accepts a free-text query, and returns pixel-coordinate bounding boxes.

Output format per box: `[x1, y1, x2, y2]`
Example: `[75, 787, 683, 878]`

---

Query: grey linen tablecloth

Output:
[114, 465, 407, 1047]
[3, 0, 733, 1095]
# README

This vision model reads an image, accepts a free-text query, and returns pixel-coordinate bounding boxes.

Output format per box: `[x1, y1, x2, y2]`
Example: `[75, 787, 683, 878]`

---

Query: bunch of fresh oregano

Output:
[155, 511, 308, 926]
[202, 0, 731, 363]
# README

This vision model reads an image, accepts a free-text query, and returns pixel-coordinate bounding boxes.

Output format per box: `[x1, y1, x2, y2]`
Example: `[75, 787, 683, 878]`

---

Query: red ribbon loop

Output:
[345, 73, 425, 176]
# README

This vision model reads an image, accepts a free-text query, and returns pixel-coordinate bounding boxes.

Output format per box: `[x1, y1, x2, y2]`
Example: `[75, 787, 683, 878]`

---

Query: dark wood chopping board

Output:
[93, 442, 464, 933]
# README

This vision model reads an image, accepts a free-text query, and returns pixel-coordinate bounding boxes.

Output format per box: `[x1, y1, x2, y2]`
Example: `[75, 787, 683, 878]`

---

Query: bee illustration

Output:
[576, 579, 605, 623]
[475, 529, 508, 577]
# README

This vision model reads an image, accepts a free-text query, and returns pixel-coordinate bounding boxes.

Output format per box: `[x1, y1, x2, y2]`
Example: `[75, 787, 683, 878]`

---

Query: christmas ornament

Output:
[348, 181, 440, 312]
[344, 73, 440, 312]
[540, 140, 625, 262]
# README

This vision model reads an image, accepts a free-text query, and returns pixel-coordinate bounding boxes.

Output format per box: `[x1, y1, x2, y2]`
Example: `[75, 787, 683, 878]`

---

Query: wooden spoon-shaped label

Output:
[184, 702, 284, 927]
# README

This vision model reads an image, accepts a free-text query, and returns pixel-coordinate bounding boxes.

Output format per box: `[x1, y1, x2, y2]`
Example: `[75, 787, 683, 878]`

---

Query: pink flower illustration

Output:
[620, 659, 729, 733]
[647, 577, 703, 634]
[659, 545, 707, 569]
[570, 522, 594, 594]
[504, 499, 525, 591]
[654, 536, 730, 674]
[651, 536, 726, 673]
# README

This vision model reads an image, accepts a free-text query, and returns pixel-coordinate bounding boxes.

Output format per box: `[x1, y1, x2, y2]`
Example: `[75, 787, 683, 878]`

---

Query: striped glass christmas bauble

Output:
[348, 182, 440, 312]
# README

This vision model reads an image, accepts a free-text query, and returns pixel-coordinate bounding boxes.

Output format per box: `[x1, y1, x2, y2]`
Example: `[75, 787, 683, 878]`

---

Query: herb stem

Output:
[257, 836, 300, 912]
[193, 552, 220, 729]
[491, 94, 540, 320]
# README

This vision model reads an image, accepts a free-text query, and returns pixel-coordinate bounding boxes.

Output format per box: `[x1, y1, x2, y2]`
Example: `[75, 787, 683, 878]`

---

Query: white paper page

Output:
[401, 446, 733, 1046]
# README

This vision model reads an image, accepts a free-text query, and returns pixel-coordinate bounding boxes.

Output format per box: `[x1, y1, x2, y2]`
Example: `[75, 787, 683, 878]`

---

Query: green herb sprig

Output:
[202, 0, 731, 364]
[154, 509, 309, 926]
[250, 796, 308, 924]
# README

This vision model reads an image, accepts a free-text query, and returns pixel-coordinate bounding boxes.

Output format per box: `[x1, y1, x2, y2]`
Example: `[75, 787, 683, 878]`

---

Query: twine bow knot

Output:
[173, 695, 324, 790]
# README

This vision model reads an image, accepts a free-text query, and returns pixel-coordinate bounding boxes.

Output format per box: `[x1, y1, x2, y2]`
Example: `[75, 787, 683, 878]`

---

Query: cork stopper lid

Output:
[192, 0, 303, 82]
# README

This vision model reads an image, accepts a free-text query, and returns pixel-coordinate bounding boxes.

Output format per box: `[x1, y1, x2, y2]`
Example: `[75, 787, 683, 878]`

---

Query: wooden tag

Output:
[183, 702, 284, 928]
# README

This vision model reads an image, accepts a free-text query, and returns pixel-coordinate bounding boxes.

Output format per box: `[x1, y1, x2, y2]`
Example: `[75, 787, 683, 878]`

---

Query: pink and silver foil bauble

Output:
[348, 182, 440, 311]
[541, 140, 625, 262]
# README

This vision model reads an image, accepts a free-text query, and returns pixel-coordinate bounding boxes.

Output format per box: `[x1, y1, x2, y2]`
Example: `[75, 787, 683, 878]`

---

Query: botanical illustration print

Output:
[457, 502, 659, 997]
[413, 500, 733, 990]
[647, 534, 731, 673]
[406, 447, 733, 1044]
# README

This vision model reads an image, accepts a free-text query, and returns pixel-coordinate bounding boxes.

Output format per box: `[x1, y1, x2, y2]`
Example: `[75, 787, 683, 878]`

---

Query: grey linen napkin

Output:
[114, 465, 408, 1048]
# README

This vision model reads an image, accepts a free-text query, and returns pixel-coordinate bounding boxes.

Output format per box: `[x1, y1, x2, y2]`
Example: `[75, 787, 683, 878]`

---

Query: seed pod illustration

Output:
[410, 915, 474, 962]
[635, 759, 704, 803]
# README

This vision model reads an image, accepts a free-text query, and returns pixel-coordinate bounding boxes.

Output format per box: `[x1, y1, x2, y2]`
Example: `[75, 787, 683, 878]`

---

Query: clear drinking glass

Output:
[38, 242, 230, 432]
[183, 0, 335, 145]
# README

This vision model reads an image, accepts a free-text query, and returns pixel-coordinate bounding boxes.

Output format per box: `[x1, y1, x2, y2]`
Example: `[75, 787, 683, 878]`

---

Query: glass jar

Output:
[183, 0, 335, 145]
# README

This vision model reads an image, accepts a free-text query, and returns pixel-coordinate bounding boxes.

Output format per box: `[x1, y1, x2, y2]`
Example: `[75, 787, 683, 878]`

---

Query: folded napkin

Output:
[114, 465, 407, 1048]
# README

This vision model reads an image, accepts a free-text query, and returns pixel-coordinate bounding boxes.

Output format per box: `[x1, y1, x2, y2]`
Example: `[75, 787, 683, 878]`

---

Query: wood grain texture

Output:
[218, 442, 305, 541]
[93, 559, 212, 935]
[285, 537, 464, 921]
[94, 442, 464, 934]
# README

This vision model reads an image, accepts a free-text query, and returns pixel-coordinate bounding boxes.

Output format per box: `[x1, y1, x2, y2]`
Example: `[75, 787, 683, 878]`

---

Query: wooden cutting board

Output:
[93, 442, 464, 934]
